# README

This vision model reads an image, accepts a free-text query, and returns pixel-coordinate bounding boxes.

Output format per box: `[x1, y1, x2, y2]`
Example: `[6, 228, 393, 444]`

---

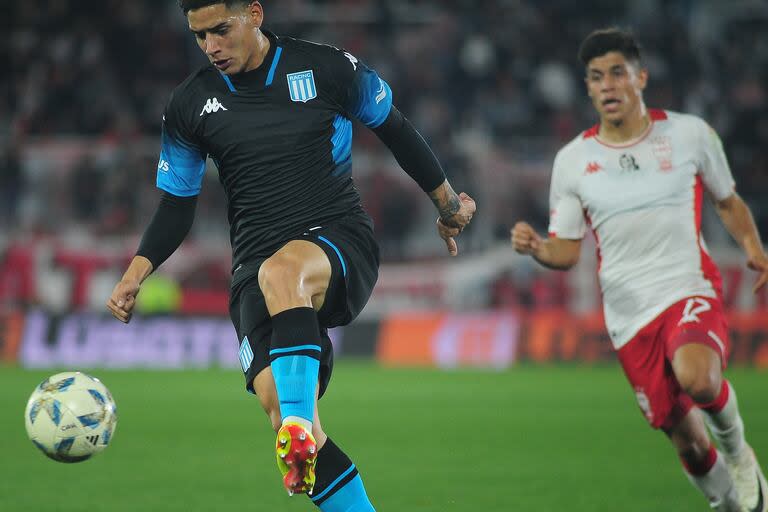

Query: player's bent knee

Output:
[258, 254, 302, 293]
[258, 254, 314, 308]
[678, 369, 721, 405]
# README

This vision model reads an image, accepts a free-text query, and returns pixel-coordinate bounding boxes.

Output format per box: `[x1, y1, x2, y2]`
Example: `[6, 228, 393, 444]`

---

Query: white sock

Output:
[702, 381, 746, 458]
[685, 450, 740, 511]
[283, 415, 312, 432]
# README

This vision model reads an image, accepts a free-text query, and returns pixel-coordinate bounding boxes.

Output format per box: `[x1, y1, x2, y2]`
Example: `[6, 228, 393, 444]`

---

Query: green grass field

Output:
[1, 363, 766, 511]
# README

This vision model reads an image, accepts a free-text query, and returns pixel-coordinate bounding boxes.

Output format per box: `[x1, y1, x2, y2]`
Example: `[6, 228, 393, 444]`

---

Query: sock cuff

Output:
[699, 379, 730, 413]
[269, 307, 321, 358]
[683, 445, 718, 476]
[312, 438, 358, 506]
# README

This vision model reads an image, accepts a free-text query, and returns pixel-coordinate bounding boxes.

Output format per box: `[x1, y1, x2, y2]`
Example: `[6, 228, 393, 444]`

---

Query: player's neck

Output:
[243, 30, 271, 73]
[598, 104, 650, 144]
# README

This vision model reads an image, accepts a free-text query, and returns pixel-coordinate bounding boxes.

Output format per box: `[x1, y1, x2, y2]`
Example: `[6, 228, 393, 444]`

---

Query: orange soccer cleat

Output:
[276, 422, 317, 496]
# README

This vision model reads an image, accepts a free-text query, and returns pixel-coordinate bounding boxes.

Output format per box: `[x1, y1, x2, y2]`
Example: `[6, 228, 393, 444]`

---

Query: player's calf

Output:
[669, 410, 741, 511]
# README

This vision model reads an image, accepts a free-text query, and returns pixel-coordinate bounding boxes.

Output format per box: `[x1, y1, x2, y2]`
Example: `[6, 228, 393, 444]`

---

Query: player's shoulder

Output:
[658, 109, 710, 132]
[277, 34, 347, 65]
[167, 64, 219, 110]
[554, 130, 591, 165]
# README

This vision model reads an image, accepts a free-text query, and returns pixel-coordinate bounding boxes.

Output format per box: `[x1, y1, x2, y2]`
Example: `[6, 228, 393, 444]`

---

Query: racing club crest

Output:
[287, 70, 317, 103]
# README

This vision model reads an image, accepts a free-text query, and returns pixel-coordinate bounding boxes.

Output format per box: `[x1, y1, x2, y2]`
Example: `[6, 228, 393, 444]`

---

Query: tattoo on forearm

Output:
[429, 181, 461, 223]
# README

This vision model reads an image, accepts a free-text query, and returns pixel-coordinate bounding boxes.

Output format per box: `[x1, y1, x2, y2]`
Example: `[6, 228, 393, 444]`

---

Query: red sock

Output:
[682, 445, 718, 476]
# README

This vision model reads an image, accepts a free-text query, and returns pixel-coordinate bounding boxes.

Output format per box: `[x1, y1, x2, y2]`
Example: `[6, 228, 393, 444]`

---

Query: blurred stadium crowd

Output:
[4, 0, 768, 264]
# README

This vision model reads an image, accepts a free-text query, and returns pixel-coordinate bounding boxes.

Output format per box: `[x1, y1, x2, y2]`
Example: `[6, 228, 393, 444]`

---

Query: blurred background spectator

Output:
[4, 0, 768, 299]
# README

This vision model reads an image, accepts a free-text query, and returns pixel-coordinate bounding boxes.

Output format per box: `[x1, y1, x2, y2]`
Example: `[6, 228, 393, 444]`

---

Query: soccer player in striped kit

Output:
[512, 28, 767, 512]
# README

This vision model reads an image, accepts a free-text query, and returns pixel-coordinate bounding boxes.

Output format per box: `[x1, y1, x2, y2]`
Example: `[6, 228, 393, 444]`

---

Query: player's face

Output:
[187, 2, 264, 74]
[585, 51, 647, 125]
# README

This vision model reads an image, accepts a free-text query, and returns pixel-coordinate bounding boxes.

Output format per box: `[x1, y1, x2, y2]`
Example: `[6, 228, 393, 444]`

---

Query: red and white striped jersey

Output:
[548, 109, 735, 348]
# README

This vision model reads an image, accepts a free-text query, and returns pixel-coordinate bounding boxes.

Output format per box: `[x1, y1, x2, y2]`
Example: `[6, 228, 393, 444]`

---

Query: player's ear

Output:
[248, 1, 263, 27]
[637, 67, 648, 90]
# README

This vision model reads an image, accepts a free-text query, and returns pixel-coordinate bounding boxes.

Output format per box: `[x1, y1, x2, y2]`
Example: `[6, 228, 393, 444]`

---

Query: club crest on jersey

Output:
[619, 153, 639, 172]
[286, 70, 317, 103]
[651, 136, 673, 172]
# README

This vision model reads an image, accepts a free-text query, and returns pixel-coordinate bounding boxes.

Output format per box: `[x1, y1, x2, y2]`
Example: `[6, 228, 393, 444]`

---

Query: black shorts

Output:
[229, 212, 379, 398]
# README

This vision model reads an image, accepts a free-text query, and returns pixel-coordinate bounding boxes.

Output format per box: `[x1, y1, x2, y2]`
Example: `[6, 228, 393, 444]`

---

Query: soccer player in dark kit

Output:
[106, 1, 476, 510]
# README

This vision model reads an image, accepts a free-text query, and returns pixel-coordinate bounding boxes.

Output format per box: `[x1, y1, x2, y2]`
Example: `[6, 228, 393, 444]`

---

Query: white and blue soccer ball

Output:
[24, 371, 118, 463]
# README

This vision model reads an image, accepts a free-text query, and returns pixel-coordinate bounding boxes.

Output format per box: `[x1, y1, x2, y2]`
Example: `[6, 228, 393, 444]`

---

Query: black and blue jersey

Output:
[156, 30, 393, 272]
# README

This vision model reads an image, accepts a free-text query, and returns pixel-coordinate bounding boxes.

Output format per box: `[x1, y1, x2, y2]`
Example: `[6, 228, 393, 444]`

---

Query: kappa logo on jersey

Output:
[584, 161, 603, 175]
[199, 97, 228, 116]
[287, 70, 317, 103]
[678, 297, 711, 325]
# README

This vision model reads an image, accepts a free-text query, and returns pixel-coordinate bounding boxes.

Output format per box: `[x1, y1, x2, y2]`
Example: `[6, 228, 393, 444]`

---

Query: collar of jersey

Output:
[220, 29, 281, 92]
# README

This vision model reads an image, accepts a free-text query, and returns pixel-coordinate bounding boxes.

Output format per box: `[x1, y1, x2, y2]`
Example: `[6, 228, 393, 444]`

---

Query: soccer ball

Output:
[24, 371, 118, 463]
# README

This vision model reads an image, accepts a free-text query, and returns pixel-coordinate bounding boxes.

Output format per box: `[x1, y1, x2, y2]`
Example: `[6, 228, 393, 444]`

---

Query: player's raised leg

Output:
[254, 368, 375, 510]
[673, 343, 767, 512]
[666, 409, 740, 511]
[258, 240, 333, 494]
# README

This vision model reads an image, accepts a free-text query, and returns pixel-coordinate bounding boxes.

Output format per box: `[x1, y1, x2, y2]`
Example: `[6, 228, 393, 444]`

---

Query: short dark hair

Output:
[578, 28, 642, 67]
[178, 0, 252, 15]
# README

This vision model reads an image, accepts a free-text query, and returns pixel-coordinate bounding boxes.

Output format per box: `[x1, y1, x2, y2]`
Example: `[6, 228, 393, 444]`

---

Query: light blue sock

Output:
[268, 307, 322, 424]
[270, 352, 319, 421]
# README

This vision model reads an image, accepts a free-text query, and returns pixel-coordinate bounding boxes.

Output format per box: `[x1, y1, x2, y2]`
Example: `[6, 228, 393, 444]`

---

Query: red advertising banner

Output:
[377, 311, 520, 368]
[377, 309, 768, 368]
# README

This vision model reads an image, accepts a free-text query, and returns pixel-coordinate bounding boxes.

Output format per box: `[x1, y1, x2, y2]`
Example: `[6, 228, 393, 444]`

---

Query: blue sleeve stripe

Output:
[311, 464, 356, 502]
[265, 47, 283, 86]
[269, 345, 322, 356]
[318, 235, 347, 277]
[219, 72, 236, 92]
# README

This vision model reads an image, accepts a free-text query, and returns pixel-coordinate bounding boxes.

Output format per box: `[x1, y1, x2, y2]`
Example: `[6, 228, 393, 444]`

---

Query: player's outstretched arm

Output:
[714, 193, 768, 293]
[106, 192, 197, 323]
[372, 105, 475, 256]
[511, 221, 581, 271]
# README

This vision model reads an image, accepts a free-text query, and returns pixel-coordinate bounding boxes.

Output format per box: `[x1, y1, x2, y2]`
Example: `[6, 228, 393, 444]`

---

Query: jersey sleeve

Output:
[548, 152, 587, 239]
[695, 119, 735, 201]
[324, 48, 393, 128]
[156, 90, 207, 197]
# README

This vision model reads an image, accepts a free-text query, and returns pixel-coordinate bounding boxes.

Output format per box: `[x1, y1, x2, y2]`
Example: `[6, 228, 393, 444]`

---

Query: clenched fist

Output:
[511, 221, 542, 256]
